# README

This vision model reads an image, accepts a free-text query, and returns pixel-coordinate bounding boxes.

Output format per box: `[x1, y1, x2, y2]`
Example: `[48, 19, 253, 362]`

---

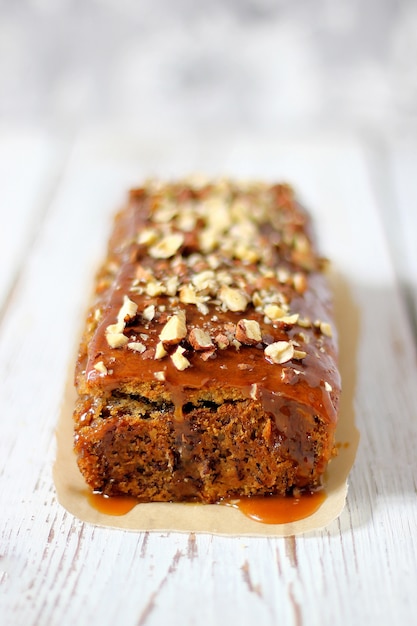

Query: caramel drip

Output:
[87, 489, 326, 524]
[87, 491, 138, 516]
[224, 489, 326, 524]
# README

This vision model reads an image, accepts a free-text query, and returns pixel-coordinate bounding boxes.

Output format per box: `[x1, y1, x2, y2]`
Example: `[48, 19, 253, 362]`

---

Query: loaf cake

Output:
[73, 178, 341, 503]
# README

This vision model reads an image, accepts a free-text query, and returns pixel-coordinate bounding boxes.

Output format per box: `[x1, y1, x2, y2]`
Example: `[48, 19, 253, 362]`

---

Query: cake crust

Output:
[73, 179, 341, 503]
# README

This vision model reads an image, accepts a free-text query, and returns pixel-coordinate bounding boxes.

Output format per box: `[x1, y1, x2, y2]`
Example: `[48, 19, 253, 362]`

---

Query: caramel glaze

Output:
[74, 180, 341, 502]
[88, 489, 326, 524]
[225, 489, 327, 524]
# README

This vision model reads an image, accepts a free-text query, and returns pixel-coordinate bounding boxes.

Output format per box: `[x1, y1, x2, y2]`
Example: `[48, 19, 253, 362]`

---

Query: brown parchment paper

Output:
[53, 273, 359, 536]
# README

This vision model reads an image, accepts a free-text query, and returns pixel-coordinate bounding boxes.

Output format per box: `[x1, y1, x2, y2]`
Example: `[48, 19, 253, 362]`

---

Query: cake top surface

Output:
[78, 178, 340, 422]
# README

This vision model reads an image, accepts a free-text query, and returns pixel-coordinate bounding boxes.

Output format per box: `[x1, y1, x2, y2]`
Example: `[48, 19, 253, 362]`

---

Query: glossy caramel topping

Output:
[87, 488, 326, 524]
[79, 179, 340, 425]
[87, 491, 138, 515]
[225, 489, 326, 524]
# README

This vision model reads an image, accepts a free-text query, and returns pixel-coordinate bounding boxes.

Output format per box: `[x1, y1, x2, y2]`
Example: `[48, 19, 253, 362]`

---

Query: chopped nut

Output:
[199, 348, 216, 361]
[216, 270, 233, 286]
[105, 331, 129, 348]
[324, 381, 333, 392]
[154, 370, 166, 381]
[165, 275, 179, 296]
[280, 367, 299, 384]
[179, 284, 199, 304]
[117, 295, 138, 325]
[215, 333, 229, 349]
[159, 311, 187, 344]
[196, 302, 210, 316]
[277, 268, 290, 283]
[234, 243, 260, 263]
[192, 270, 216, 293]
[171, 345, 191, 371]
[219, 286, 249, 312]
[236, 319, 262, 345]
[293, 272, 307, 293]
[149, 232, 184, 259]
[145, 280, 165, 297]
[198, 227, 219, 253]
[136, 265, 154, 282]
[155, 341, 168, 359]
[188, 328, 214, 351]
[250, 383, 259, 400]
[105, 322, 124, 335]
[252, 292, 263, 308]
[138, 228, 158, 245]
[278, 313, 299, 325]
[127, 341, 146, 353]
[93, 361, 108, 375]
[293, 349, 307, 360]
[320, 321, 333, 337]
[264, 304, 286, 321]
[142, 304, 155, 321]
[264, 341, 294, 364]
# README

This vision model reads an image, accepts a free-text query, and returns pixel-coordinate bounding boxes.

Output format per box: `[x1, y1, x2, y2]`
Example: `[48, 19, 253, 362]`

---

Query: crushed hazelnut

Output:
[188, 328, 213, 351]
[293, 272, 307, 293]
[154, 370, 166, 381]
[264, 341, 294, 364]
[159, 311, 187, 344]
[200, 348, 216, 361]
[219, 286, 249, 312]
[192, 270, 216, 293]
[278, 313, 299, 326]
[171, 346, 191, 371]
[105, 331, 129, 348]
[179, 284, 199, 304]
[155, 341, 168, 360]
[149, 233, 184, 259]
[118, 295, 138, 324]
[145, 280, 165, 297]
[138, 228, 158, 245]
[320, 321, 333, 337]
[93, 361, 108, 375]
[215, 333, 229, 349]
[264, 304, 286, 321]
[142, 304, 156, 321]
[236, 319, 262, 345]
[293, 349, 307, 360]
[127, 341, 146, 353]
[165, 275, 180, 296]
[250, 383, 259, 400]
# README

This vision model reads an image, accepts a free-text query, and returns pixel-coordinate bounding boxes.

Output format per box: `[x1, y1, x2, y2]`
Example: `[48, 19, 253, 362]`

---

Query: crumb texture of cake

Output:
[73, 178, 341, 503]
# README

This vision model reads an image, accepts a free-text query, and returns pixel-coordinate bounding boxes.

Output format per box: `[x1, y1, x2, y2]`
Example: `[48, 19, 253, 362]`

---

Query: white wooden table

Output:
[1, 126, 416, 626]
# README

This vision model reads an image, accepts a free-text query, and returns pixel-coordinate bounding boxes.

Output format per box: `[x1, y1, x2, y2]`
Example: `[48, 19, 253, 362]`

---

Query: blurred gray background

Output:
[0, 0, 416, 137]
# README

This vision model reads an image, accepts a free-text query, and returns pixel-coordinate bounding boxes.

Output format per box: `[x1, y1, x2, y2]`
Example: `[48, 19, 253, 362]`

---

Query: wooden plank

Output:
[0, 129, 59, 311]
[1, 129, 416, 626]
[388, 142, 417, 333]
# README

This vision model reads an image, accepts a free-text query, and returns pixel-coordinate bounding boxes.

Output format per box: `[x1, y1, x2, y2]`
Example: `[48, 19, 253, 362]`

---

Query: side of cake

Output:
[73, 178, 341, 503]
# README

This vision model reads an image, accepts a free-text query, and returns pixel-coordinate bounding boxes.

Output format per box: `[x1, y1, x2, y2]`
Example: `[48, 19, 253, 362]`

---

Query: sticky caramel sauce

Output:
[87, 489, 326, 524]
[223, 490, 326, 524]
[87, 491, 138, 516]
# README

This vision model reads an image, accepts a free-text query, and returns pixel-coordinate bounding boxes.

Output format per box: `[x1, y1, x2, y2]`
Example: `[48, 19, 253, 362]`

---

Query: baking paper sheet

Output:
[54, 273, 359, 536]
